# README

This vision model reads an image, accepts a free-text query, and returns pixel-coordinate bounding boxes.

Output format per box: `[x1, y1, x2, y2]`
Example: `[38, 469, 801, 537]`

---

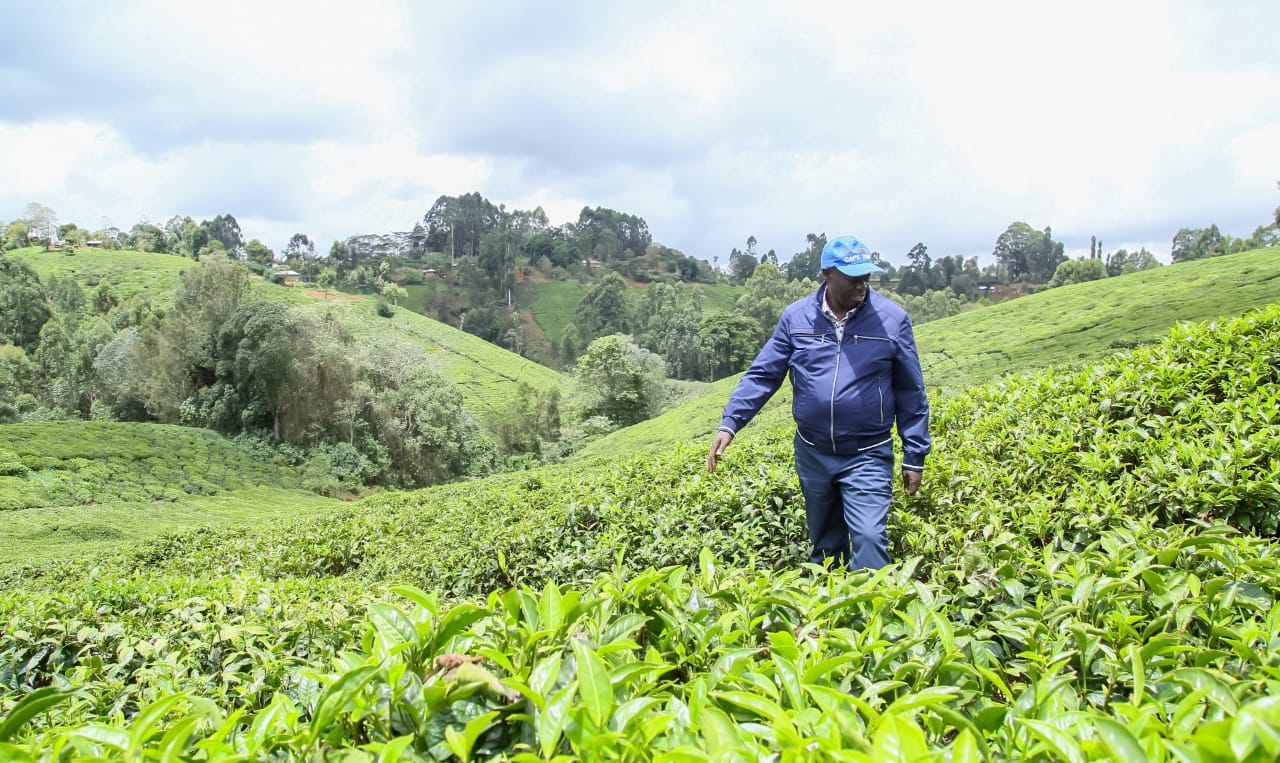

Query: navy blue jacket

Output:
[719, 285, 931, 470]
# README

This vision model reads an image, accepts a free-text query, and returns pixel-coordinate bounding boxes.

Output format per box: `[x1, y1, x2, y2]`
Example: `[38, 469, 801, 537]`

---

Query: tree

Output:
[285, 233, 316, 260]
[728, 246, 758, 283]
[0, 344, 34, 422]
[477, 228, 518, 292]
[992, 222, 1038, 280]
[203, 214, 245, 257]
[244, 239, 275, 266]
[23, 203, 57, 248]
[572, 334, 666, 428]
[736, 262, 801, 345]
[215, 301, 295, 438]
[785, 234, 826, 282]
[160, 261, 253, 415]
[129, 220, 166, 252]
[57, 223, 86, 247]
[317, 268, 337, 298]
[354, 336, 494, 485]
[4, 220, 29, 250]
[574, 271, 629, 341]
[635, 283, 706, 380]
[1047, 258, 1107, 288]
[381, 283, 407, 307]
[486, 382, 560, 461]
[993, 222, 1064, 282]
[1106, 247, 1162, 277]
[0, 255, 51, 350]
[421, 192, 503, 257]
[163, 215, 204, 258]
[574, 206, 651, 263]
[1171, 225, 1224, 262]
[328, 240, 354, 272]
[1028, 226, 1067, 282]
[897, 242, 932, 297]
[196, 240, 227, 261]
[699, 311, 763, 380]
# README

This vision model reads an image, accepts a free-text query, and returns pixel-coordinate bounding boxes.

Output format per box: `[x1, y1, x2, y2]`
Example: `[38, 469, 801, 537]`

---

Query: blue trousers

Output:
[793, 434, 894, 570]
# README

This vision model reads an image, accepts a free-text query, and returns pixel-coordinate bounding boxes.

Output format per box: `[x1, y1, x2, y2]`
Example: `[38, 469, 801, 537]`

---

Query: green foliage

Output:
[0, 421, 341, 565]
[1106, 247, 1162, 277]
[698, 311, 761, 380]
[917, 245, 1280, 390]
[889, 288, 970, 325]
[1171, 224, 1225, 262]
[1048, 257, 1108, 288]
[993, 222, 1066, 282]
[574, 271, 630, 342]
[571, 335, 666, 428]
[735, 263, 810, 346]
[0, 255, 51, 351]
[3, 305, 1280, 758]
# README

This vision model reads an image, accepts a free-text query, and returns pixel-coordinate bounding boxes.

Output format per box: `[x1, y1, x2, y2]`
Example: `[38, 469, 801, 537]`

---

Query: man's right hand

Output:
[707, 430, 734, 472]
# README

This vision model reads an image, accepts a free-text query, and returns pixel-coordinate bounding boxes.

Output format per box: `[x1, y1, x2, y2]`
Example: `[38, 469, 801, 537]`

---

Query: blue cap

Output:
[821, 235, 884, 277]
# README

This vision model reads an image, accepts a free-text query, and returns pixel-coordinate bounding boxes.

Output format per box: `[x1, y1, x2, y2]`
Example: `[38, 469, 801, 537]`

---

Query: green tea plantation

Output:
[2, 306, 1279, 760]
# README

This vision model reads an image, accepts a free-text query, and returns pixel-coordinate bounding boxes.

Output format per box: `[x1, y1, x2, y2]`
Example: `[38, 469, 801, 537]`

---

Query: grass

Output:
[572, 246, 1280, 461]
[0, 421, 342, 567]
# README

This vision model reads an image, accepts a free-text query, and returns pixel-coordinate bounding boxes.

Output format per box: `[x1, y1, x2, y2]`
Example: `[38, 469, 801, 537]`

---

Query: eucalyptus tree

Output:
[574, 271, 630, 341]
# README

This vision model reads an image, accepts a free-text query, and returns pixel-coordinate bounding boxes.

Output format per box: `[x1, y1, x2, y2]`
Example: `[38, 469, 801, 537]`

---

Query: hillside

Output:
[2, 305, 1277, 758]
[576, 246, 1280, 460]
[0, 421, 340, 567]
[510, 279, 741, 348]
[916, 245, 1280, 388]
[8, 247, 566, 415]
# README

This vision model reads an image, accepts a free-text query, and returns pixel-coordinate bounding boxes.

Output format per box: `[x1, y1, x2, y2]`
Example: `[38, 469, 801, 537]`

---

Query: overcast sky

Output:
[2, 0, 1277, 266]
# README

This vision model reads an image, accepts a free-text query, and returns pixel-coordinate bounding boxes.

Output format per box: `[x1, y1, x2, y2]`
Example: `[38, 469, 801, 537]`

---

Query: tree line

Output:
[5, 197, 1274, 450]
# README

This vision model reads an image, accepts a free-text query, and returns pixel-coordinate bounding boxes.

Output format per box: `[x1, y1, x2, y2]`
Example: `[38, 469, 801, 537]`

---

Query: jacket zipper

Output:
[830, 331, 842, 451]
[831, 330, 892, 447]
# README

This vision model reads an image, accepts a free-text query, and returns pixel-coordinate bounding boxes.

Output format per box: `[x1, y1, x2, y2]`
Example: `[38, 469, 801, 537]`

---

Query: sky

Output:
[1, 0, 1277, 267]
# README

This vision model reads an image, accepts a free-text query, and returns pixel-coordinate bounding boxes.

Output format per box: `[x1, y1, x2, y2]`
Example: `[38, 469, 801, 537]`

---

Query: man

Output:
[706, 235, 930, 570]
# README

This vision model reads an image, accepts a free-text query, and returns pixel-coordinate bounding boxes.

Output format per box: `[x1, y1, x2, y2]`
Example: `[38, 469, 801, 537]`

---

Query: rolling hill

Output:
[8, 247, 566, 416]
[0, 421, 341, 567]
[4, 302, 1277, 759]
[573, 246, 1280, 461]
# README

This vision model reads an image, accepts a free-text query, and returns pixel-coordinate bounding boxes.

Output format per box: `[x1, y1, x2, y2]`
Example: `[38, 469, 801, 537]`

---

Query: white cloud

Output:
[1, 0, 1276, 264]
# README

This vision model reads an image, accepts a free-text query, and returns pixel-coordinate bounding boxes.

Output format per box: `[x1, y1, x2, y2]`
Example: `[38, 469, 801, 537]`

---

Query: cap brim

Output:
[832, 262, 885, 277]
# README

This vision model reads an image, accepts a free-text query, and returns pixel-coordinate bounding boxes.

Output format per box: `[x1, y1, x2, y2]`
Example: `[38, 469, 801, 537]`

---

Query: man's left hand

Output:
[901, 468, 922, 495]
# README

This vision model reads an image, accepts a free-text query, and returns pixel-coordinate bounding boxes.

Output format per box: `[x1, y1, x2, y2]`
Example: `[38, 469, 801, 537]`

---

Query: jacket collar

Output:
[815, 282, 873, 323]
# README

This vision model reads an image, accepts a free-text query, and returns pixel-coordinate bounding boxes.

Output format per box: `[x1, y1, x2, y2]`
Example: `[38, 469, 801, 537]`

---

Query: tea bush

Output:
[2, 307, 1279, 759]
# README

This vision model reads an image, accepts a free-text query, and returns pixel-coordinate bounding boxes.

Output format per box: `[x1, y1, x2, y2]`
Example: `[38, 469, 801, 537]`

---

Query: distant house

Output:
[273, 269, 303, 286]
[85, 240, 104, 248]
[422, 268, 439, 278]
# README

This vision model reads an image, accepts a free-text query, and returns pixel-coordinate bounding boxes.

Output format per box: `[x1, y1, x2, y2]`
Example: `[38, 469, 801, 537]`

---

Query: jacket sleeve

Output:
[718, 314, 792, 434]
[891, 314, 931, 470]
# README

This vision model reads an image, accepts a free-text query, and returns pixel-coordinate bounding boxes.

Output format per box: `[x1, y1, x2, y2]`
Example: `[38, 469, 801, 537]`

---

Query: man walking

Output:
[706, 235, 930, 570]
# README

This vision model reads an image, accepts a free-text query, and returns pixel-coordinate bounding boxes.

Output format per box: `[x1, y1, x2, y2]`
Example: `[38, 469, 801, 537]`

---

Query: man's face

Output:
[823, 269, 871, 313]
